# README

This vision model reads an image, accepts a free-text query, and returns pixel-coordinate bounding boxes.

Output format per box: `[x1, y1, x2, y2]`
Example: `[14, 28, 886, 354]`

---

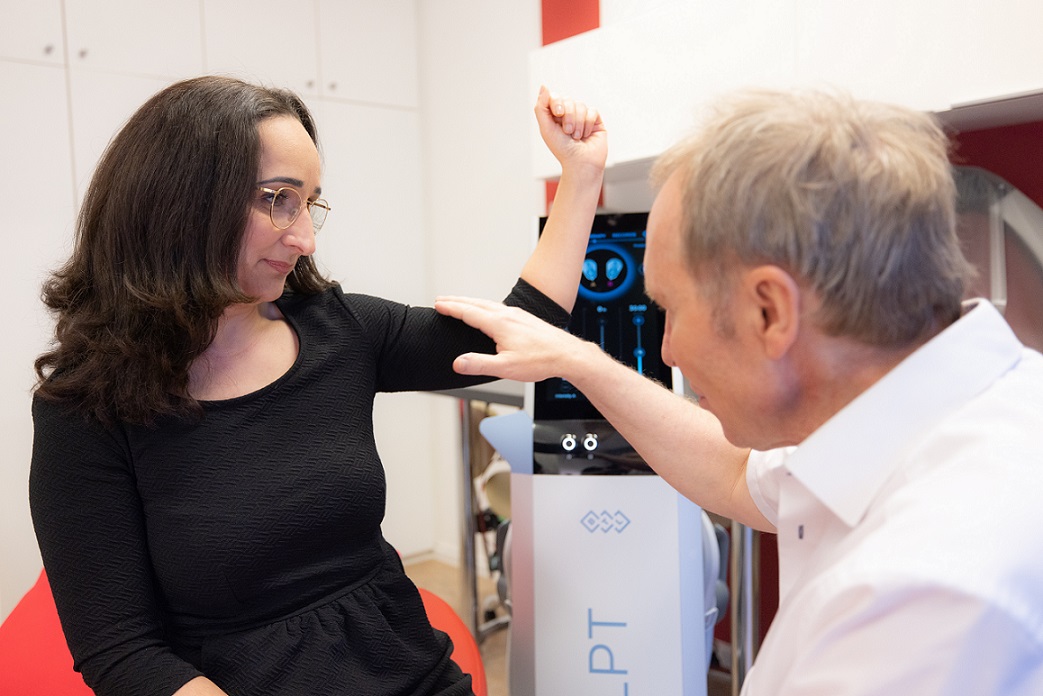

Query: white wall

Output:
[530, 0, 1043, 184]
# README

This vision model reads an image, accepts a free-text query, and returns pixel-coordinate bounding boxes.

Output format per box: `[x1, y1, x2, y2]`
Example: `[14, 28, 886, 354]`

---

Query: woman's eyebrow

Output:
[256, 176, 322, 195]
[257, 176, 304, 187]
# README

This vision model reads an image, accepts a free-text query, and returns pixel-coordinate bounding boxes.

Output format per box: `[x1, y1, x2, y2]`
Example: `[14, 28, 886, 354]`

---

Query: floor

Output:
[405, 558, 733, 696]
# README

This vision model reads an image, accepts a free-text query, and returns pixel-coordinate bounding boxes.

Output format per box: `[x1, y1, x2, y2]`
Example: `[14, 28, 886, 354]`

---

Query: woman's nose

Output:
[283, 213, 317, 256]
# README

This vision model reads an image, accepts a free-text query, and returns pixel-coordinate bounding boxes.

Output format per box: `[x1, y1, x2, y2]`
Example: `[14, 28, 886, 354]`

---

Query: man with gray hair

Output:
[436, 89, 1043, 693]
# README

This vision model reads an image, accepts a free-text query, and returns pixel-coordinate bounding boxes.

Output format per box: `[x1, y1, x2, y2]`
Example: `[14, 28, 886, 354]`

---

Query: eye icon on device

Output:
[560, 433, 578, 452]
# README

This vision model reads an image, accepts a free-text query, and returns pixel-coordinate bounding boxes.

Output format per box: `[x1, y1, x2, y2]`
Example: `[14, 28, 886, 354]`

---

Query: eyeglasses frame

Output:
[258, 186, 331, 231]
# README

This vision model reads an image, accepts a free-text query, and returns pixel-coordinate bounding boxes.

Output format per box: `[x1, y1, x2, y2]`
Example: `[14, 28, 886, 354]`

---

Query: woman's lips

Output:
[265, 259, 294, 274]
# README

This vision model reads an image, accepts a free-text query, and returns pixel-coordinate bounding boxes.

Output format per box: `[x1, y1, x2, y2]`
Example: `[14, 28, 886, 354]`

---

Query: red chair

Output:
[419, 588, 488, 696]
[0, 570, 487, 696]
[0, 569, 92, 695]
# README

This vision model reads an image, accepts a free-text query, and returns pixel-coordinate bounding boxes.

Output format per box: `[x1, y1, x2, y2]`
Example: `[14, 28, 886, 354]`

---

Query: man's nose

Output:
[661, 315, 677, 367]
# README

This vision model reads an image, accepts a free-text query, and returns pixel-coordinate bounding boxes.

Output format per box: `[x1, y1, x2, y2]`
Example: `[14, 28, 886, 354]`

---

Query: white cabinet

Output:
[204, 0, 418, 107]
[67, 71, 175, 203]
[315, 100, 426, 301]
[0, 0, 65, 65]
[0, 62, 76, 437]
[203, 0, 322, 98]
[318, 0, 418, 108]
[795, 0, 1043, 110]
[64, 0, 204, 78]
[0, 62, 77, 621]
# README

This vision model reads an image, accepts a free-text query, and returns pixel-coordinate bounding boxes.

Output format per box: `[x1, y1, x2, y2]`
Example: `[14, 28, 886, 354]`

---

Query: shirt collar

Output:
[785, 300, 1023, 527]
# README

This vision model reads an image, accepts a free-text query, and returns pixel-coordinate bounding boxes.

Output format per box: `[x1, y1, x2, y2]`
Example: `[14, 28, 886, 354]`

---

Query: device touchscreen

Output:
[534, 212, 672, 421]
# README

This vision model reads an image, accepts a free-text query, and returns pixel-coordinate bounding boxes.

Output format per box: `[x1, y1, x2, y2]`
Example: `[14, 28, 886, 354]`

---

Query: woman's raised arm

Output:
[518, 86, 607, 312]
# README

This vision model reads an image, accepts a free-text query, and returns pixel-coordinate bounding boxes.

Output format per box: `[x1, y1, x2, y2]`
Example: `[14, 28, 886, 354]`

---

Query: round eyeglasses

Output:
[258, 186, 331, 231]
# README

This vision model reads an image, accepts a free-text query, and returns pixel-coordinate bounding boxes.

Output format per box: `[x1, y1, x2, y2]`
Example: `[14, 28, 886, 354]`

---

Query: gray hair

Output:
[652, 88, 973, 346]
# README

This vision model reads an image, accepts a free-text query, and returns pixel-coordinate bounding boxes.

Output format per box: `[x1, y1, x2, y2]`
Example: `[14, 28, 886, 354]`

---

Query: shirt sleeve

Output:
[29, 397, 203, 696]
[346, 278, 570, 394]
[502, 276, 572, 326]
[745, 448, 790, 528]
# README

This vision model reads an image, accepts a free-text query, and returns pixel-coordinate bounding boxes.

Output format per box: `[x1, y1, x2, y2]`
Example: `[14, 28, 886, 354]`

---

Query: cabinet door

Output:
[67, 71, 174, 203]
[203, 0, 321, 97]
[0, 62, 77, 621]
[0, 0, 64, 64]
[0, 62, 76, 375]
[64, 0, 204, 79]
[315, 100, 425, 300]
[318, 0, 418, 107]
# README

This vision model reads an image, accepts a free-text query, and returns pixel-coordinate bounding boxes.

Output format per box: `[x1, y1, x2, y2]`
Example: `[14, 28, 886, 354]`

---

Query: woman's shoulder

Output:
[32, 391, 101, 432]
[278, 284, 408, 333]
[279, 283, 394, 309]
[31, 393, 131, 476]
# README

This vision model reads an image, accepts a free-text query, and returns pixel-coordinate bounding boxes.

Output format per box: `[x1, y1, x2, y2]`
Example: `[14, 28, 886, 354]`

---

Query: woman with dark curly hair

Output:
[29, 75, 605, 696]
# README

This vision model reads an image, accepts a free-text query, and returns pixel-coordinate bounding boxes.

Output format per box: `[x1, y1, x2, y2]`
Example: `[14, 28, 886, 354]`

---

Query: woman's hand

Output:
[536, 85, 607, 178]
[518, 87, 607, 310]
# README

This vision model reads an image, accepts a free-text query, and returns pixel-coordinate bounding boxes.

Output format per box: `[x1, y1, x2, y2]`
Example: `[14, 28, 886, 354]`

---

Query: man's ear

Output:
[742, 265, 801, 361]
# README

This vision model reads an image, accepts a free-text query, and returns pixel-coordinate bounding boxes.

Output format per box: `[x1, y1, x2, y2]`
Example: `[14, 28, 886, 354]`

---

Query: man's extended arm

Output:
[434, 296, 774, 530]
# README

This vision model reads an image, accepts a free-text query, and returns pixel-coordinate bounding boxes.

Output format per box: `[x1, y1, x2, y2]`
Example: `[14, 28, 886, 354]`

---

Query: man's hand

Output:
[434, 295, 589, 382]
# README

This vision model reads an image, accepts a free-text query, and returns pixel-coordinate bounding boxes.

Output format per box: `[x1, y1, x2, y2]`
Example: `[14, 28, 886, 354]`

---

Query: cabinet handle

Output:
[328, 82, 337, 91]
[78, 48, 88, 59]
[43, 44, 54, 55]
[305, 79, 315, 89]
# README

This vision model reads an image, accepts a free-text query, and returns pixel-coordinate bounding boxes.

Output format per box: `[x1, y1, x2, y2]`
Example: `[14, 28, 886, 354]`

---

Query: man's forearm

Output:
[561, 340, 773, 530]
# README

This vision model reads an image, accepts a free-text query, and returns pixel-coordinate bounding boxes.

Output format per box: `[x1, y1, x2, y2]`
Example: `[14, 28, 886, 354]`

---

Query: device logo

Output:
[581, 510, 632, 534]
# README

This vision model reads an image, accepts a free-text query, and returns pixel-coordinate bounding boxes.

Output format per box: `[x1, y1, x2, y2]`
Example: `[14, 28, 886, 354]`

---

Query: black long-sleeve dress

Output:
[30, 279, 568, 696]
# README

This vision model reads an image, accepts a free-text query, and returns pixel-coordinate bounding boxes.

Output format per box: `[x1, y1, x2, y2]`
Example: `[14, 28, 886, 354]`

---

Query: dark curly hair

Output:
[35, 76, 332, 425]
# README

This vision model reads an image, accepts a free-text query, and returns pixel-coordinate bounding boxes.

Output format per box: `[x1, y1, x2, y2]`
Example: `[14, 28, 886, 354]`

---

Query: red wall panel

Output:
[952, 121, 1043, 209]
[541, 0, 599, 46]
[541, 0, 601, 210]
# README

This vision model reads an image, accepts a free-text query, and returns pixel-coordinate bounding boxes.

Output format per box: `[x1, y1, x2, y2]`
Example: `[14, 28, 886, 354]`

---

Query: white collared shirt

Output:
[744, 300, 1043, 695]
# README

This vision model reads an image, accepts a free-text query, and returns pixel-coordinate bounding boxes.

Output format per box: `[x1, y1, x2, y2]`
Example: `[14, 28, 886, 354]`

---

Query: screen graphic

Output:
[534, 213, 671, 422]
